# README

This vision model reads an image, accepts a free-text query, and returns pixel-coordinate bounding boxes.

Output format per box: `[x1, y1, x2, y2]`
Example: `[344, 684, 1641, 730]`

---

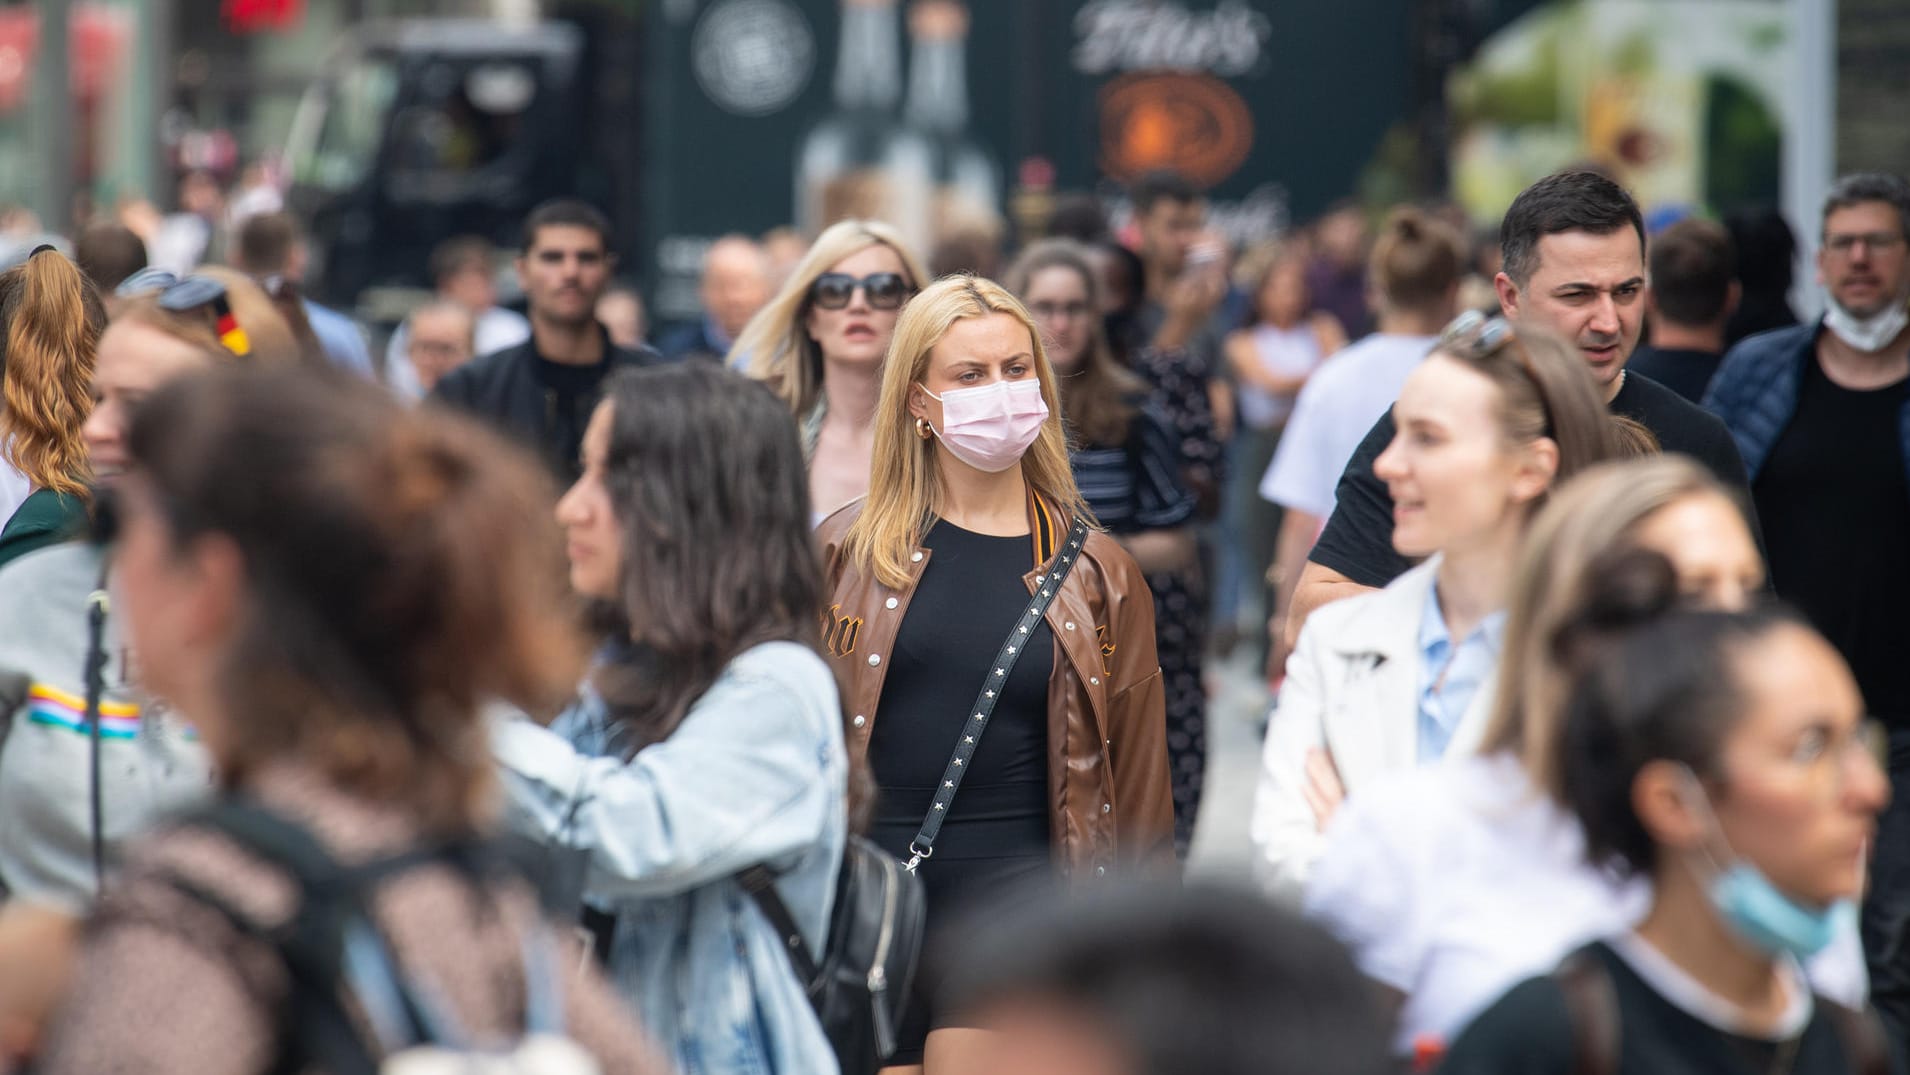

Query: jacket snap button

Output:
[911, 551, 924, 562]
[1094, 865, 1107, 877]
[1101, 802, 1111, 814]
[885, 597, 898, 609]
[1090, 676, 1100, 686]
[853, 715, 866, 728]
[867, 654, 881, 667]
[1064, 621, 1076, 631]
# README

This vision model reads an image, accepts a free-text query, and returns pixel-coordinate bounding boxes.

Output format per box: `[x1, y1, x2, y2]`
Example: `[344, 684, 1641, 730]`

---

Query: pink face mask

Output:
[921, 379, 1050, 473]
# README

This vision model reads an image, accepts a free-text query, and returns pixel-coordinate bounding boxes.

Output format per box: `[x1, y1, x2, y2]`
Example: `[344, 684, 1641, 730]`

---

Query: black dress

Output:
[868, 520, 1054, 1063]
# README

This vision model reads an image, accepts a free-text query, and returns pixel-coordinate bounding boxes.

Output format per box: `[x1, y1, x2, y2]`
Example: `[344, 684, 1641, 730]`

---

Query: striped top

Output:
[1070, 405, 1198, 535]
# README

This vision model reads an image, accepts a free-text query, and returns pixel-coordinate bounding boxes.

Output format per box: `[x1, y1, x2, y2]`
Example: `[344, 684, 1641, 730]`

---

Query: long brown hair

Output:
[590, 362, 873, 823]
[0, 250, 106, 497]
[841, 275, 1091, 591]
[1004, 240, 1145, 448]
[127, 366, 583, 833]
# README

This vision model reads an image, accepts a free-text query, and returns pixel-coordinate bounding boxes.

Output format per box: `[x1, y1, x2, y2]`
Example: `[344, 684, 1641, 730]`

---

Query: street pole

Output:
[1785, 0, 1836, 319]
[27, 0, 73, 231]
[105, 0, 173, 212]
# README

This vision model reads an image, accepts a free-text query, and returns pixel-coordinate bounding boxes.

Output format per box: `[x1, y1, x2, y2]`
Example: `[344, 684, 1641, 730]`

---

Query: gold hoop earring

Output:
[915, 417, 934, 441]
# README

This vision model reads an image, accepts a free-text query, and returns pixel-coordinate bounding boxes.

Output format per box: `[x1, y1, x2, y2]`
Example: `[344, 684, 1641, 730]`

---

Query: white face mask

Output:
[1824, 293, 1910, 353]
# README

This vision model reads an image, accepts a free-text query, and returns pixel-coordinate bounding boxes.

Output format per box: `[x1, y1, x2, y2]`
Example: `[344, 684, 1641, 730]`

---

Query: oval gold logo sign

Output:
[1099, 72, 1254, 188]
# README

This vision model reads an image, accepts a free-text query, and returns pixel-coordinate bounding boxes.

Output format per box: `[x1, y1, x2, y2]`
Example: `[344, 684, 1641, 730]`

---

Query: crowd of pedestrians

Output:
[0, 153, 1904, 1075]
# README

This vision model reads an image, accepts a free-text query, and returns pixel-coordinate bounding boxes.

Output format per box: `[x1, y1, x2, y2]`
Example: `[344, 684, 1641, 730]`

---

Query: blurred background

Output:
[0, 0, 1901, 347]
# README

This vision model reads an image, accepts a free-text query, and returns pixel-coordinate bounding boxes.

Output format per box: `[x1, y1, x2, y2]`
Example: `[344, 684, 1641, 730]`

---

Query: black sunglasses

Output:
[810, 272, 912, 311]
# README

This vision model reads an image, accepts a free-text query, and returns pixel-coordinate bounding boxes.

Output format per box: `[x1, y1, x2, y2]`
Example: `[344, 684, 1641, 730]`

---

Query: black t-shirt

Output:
[1311, 370, 1756, 588]
[1437, 941, 1891, 1075]
[1755, 358, 1910, 726]
[1627, 344, 1723, 405]
[533, 353, 610, 482]
[868, 520, 1053, 862]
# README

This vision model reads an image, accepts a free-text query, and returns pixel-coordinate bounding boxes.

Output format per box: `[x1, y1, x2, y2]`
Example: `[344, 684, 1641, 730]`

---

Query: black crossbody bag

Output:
[739, 516, 1091, 1074]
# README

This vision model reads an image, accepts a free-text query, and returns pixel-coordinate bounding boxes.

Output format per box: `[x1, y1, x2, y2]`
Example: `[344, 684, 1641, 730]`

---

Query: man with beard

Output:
[1280, 170, 1752, 645]
[1705, 172, 1910, 1043]
[432, 200, 660, 484]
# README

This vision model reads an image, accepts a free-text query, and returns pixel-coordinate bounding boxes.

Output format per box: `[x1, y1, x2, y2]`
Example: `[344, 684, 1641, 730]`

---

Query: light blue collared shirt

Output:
[1416, 586, 1506, 763]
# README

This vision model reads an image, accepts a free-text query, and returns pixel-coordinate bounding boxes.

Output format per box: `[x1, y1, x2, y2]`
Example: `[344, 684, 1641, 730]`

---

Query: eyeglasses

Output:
[1824, 232, 1906, 257]
[114, 269, 252, 356]
[810, 272, 912, 311]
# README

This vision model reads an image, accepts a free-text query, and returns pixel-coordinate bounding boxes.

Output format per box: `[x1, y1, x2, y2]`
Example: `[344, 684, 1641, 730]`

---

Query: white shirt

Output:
[1238, 324, 1324, 430]
[0, 458, 29, 524]
[1303, 752, 1867, 1055]
[1259, 333, 1436, 518]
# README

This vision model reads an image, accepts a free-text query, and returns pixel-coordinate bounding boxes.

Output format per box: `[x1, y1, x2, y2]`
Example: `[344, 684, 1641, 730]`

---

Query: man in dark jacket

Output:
[432, 200, 662, 485]
[1705, 172, 1910, 1043]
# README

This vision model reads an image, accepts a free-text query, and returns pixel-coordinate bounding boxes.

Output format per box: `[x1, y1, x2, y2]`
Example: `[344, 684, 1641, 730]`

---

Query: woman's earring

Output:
[915, 417, 934, 441]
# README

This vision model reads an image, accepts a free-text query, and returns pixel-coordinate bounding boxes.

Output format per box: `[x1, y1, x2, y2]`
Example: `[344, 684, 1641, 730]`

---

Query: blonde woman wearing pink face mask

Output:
[817, 276, 1175, 1075]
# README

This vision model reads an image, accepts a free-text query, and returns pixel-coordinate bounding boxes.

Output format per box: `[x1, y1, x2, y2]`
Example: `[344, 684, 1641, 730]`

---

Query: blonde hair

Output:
[840, 275, 1091, 590]
[736, 219, 928, 418]
[1475, 456, 1745, 798]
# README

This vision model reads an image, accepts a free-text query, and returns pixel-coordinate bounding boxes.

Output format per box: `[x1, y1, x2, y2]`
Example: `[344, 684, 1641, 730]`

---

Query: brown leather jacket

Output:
[816, 493, 1176, 880]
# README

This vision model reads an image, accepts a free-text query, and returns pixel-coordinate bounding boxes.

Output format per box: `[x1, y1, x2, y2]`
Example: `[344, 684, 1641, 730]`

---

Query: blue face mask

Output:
[1709, 862, 1855, 960]
[1678, 766, 1854, 960]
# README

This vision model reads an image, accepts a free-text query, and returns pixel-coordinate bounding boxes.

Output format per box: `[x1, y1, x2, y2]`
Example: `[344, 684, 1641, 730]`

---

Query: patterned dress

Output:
[1122, 331, 1226, 855]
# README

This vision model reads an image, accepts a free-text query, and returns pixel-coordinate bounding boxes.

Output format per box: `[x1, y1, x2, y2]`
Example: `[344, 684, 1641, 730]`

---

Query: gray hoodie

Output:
[0, 542, 212, 911]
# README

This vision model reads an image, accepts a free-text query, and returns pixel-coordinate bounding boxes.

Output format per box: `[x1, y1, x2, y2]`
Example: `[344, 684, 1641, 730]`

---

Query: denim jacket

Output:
[494, 641, 847, 1075]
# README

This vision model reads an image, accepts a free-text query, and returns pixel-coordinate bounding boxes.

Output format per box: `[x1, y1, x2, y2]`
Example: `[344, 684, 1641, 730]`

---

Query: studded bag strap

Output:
[904, 517, 1091, 872]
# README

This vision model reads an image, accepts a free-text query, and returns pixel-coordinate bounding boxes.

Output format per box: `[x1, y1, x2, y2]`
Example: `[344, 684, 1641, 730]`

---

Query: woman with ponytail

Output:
[0, 271, 296, 916]
[0, 248, 106, 568]
[1439, 552, 1892, 1074]
[29, 366, 658, 1073]
[1301, 457, 1870, 1063]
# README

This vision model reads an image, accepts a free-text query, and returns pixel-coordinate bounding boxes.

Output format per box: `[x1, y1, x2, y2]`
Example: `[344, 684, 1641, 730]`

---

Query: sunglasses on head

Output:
[810, 272, 912, 311]
[114, 269, 252, 356]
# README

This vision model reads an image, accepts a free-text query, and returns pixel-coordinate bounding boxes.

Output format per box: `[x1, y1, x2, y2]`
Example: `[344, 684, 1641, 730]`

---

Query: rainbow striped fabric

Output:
[23, 683, 143, 740]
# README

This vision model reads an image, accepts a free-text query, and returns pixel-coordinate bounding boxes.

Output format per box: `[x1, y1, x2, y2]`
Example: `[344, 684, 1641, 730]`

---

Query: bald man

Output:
[660, 234, 771, 363]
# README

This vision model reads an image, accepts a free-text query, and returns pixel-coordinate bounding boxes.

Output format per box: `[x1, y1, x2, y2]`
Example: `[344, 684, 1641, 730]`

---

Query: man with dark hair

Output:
[1283, 171, 1751, 647]
[1723, 206, 1799, 347]
[941, 884, 1392, 1075]
[1705, 173, 1910, 1041]
[1628, 218, 1739, 402]
[73, 222, 147, 295]
[231, 211, 375, 379]
[431, 199, 661, 484]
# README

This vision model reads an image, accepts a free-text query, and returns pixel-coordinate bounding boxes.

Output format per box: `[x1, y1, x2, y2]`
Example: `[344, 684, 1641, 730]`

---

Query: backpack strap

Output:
[163, 799, 497, 1075]
[1552, 949, 1620, 1075]
[737, 864, 821, 990]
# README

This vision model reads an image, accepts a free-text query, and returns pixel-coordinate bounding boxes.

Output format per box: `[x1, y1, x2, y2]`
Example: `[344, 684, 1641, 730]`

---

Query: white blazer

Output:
[1250, 557, 1499, 904]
